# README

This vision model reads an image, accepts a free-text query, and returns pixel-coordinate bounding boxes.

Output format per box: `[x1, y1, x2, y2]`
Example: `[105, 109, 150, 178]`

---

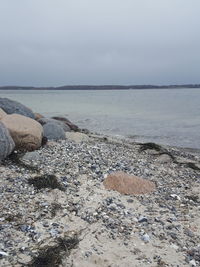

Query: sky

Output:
[0, 0, 200, 86]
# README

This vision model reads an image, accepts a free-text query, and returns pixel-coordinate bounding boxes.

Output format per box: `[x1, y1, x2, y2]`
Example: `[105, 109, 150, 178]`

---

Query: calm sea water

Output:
[0, 89, 199, 149]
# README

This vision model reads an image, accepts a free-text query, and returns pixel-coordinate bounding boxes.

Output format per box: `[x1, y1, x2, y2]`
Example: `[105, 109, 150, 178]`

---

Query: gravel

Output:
[0, 133, 200, 266]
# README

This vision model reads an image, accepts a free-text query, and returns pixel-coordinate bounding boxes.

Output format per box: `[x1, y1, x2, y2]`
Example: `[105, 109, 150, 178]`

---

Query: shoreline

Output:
[0, 131, 200, 266]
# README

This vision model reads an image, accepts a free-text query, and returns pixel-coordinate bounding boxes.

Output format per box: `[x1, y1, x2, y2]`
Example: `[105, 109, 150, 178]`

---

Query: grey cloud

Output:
[0, 0, 200, 86]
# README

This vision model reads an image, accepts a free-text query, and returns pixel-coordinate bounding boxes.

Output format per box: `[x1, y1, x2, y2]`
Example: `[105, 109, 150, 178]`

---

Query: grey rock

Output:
[38, 118, 70, 132]
[43, 122, 66, 140]
[138, 216, 148, 223]
[189, 259, 197, 267]
[141, 233, 150, 242]
[156, 154, 173, 163]
[51, 116, 79, 131]
[21, 151, 40, 162]
[0, 122, 15, 160]
[65, 132, 90, 143]
[0, 251, 9, 257]
[0, 98, 34, 119]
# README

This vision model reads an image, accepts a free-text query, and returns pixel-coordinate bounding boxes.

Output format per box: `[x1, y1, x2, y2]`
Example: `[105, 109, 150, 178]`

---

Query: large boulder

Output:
[38, 118, 70, 132]
[0, 108, 7, 119]
[51, 116, 79, 131]
[1, 114, 43, 151]
[0, 98, 35, 119]
[43, 122, 66, 140]
[0, 122, 15, 160]
[103, 171, 156, 195]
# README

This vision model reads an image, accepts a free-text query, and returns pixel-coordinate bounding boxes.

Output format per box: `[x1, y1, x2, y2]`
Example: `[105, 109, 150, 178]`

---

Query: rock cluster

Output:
[0, 97, 79, 159]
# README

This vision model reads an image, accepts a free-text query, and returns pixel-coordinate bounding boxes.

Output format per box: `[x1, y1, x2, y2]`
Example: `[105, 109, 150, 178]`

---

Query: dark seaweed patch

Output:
[28, 175, 65, 191]
[50, 202, 62, 217]
[139, 142, 164, 152]
[184, 162, 200, 171]
[139, 142, 176, 161]
[29, 236, 79, 267]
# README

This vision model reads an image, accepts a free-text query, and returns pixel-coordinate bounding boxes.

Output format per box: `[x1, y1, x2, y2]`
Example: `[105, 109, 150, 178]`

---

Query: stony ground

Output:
[0, 133, 200, 267]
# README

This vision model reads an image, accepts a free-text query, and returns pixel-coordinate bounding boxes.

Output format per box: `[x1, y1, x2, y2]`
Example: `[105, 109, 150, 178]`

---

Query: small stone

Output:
[189, 259, 197, 267]
[141, 233, 150, 242]
[0, 251, 9, 257]
[21, 151, 40, 162]
[138, 216, 148, 223]
[156, 154, 173, 163]
[171, 194, 181, 201]
[170, 244, 179, 250]
[18, 253, 32, 264]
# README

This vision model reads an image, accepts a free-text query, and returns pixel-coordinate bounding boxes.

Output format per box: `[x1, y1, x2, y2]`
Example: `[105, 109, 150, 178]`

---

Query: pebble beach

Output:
[0, 132, 200, 267]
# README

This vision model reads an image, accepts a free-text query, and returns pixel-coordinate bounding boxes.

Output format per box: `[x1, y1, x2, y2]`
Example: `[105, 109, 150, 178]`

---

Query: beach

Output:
[0, 132, 200, 266]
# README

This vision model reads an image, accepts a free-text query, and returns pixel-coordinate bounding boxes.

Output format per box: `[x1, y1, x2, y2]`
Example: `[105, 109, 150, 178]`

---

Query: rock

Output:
[21, 151, 41, 162]
[0, 98, 35, 118]
[141, 233, 150, 242]
[189, 259, 197, 267]
[0, 108, 7, 119]
[103, 171, 156, 195]
[38, 118, 70, 132]
[0, 251, 9, 257]
[18, 253, 32, 264]
[156, 154, 173, 163]
[1, 114, 43, 151]
[0, 122, 15, 160]
[138, 216, 148, 223]
[65, 132, 90, 143]
[34, 112, 44, 121]
[43, 122, 66, 140]
[52, 116, 79, 131]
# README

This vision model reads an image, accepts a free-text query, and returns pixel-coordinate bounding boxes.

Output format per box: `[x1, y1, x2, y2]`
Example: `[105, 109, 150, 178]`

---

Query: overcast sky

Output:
[0, 0, 200, 86]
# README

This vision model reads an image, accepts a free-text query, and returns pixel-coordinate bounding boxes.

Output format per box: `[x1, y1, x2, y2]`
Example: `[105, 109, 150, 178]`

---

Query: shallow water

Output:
[0, 88, 199, 148]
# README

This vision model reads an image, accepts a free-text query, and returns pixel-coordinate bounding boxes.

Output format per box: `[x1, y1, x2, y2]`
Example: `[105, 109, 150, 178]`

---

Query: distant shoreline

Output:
[0, 84, 200, 90]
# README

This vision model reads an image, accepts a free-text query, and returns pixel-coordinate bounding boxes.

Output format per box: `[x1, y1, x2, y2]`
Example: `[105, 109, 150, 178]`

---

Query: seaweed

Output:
[139, 142, 164, 152]
[28, 174, 65, 191]
[50, 202, 62, 217]
[29, 236, 79, 267]
[184, 162, 200, 171]
[139, 142, 176, 161]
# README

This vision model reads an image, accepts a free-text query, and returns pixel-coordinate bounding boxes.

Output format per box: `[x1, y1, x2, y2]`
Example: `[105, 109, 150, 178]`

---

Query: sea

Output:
[0, 88, 199, 149]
